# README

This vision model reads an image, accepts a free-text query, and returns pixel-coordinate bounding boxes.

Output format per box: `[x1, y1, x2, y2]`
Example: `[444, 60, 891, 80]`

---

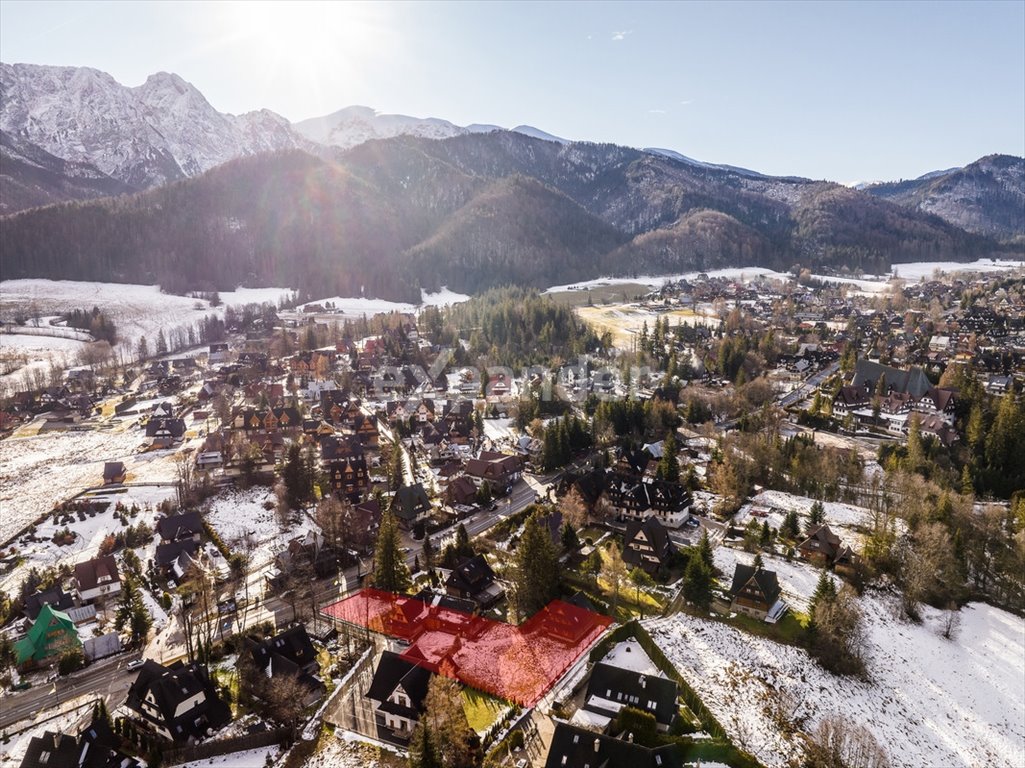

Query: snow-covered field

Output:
[0, 420, 184, 545]
[179, 746, 282, 768]
[713, 546, 838, 613]
[0, 280, 292, 383]
[0, 483, 175, 594]
[301, 734, 394, 768]
[544, 259, 1024, 295]
[296, 287, 469, 317]
[647, 595, 1025, 768]
[204, 487, 292, 569]
[736, 489, 903, 551]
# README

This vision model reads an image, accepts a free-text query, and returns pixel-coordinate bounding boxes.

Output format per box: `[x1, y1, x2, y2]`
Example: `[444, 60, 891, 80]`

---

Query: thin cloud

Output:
[611, 30, 633, 41]
[679, 99, 693, 105]
[648, 109, 667, 114]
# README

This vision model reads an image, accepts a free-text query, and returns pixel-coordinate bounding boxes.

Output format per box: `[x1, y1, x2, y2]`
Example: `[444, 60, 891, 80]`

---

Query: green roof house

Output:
[14, 603, 81, 667]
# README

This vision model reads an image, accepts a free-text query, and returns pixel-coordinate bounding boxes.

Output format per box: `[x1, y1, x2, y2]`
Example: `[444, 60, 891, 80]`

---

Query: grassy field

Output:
[461, 687, 509, 733]
[574, 303, 721, 350]
[545, 283, 651, 307]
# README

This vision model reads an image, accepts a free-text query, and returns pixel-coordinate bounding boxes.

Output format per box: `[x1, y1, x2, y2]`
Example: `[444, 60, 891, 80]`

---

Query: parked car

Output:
[10, 680, 31, 691]
[126, 658, 145, 671]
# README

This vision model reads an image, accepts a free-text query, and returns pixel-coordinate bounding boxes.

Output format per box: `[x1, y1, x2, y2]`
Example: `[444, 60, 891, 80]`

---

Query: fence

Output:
[163, 726, 291, 766]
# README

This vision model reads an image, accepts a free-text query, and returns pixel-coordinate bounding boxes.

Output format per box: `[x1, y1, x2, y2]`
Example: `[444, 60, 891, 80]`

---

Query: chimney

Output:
[594, 738, 600, 753]
[627, 732, 634, 743]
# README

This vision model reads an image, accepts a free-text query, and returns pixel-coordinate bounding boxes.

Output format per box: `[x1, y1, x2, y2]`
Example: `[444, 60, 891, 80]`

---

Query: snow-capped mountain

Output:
[864, 155, 1025, 241]
[294, 105, 469, 149]
[0, 63, 310, 189]
[292, 106, 570, 149]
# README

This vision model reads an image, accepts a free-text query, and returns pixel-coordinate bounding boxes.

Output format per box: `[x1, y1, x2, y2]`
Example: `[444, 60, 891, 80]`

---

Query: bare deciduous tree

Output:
[805, 715, 890, 768]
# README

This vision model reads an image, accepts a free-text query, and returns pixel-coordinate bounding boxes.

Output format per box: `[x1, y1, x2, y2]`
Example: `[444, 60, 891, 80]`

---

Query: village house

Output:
[244, 625, 325, 706]
[391, 483, 433, 530]
[125, 660, 231, 743]
[463, 451, 523, 494]
[603, 471, 692, 528]
[728, 563, 786, 622]
[580, 662, 679, 731]
[796, 524, 860, 574]
[365, 651, 433, 745]
[444, 554, 505, 609]
[544, 723, 683, 768]
[72, 555, 122, 604]
[621, 517, 677, 576]
[102, 461, 127, 485]
[14, 604, 81, 669]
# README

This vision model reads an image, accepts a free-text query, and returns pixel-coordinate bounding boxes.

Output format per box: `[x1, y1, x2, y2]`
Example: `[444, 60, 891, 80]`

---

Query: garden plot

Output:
[0, 484, 174, 595]
[646, 594, 1025, 768]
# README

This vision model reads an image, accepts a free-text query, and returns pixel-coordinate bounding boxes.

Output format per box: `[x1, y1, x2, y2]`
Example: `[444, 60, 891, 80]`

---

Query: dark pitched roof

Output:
[445, 555, 497, 594]
[18, 731, 79, 768]
[391, 483, 431, 521]
[125, 660, 230, 743]
[102, 461, 126, 482]
[366, 651, 433, 720]
[23, 587, 74, 620]
[728, 563, 782, 606]
[584, 662, 678, 726]
[622, 517, 676, 574]
[544, 723, 683, 768]
[797, 525, 842, 561]
[155, 538, 200, 568]
[851, 359, 932, 399]
[247, 625, 319, 678]
[74, 555, 121, 592]
[156, 511, 203, 541]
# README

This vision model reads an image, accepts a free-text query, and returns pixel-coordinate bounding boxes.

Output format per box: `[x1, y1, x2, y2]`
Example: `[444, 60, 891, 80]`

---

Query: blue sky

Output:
[2, 0, 1023, 182]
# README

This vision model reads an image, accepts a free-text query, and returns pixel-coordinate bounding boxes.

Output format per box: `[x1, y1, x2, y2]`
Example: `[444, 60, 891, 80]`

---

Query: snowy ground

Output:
[544, 259, 1024, 295]
[0, 702, 96, 765]
[713, 545, 839, 613]
[736, 489, 905, 551]
[0, 416, 183, 544]
[295, 287, 469, 317]
[300, 734, 396, 768]
[204, 487, 291, 569]
[179, 746, 282, 768]
[0, 280, 291, 382]
[0, 483, 175, 594]
[646, 595, 1025, 768]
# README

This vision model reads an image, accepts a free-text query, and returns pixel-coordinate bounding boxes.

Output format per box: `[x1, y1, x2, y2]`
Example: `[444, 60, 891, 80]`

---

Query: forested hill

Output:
[1, 132, 1016, 300]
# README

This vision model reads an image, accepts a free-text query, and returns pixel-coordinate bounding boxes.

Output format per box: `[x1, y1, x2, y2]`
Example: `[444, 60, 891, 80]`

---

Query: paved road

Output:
[0, 651, 142, 731]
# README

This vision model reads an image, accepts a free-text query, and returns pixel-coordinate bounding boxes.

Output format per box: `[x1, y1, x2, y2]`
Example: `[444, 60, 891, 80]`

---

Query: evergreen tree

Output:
[782, 510, 800, 540]
[809, 570, 838, 619]
[807, 500, 825, 533]
[697, 529, 714, 570]
[657, 430, 681, 483]
[455, 523, 473, 559]
[682, 557, 713, 609]
[387, 442, 405, 491]
[561, 522, 579, 551]
[372, 510, 411, 594]
[512, 513, 560, 618]
[408, 720, 441, 768]
[421, 536, 435, 570]
[753, 552, 764, 570]
[115, 576, 152, 648]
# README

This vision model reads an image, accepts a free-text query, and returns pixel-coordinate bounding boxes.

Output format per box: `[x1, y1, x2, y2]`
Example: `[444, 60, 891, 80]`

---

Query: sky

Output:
[1, 0, 1023, 182]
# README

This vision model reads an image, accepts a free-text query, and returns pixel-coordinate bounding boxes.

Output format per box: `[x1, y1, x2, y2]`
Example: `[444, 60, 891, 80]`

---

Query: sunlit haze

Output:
[2, 0, 1024, 182]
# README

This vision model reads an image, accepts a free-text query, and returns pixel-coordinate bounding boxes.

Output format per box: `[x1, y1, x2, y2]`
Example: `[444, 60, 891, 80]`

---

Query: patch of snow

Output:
[646, 595, 1025, 768]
